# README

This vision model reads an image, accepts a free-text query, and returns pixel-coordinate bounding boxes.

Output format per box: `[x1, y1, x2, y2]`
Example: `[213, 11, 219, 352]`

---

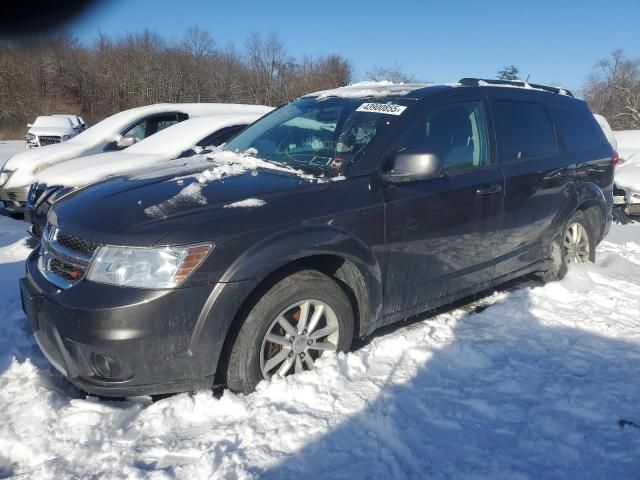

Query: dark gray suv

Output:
[20, 78, 615, 396]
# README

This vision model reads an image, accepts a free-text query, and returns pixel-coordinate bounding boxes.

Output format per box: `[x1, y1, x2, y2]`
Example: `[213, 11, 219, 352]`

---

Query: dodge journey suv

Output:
[21, 79, 615, 396]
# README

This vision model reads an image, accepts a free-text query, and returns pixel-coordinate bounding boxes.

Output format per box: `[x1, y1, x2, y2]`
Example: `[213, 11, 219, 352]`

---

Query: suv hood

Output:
[50, 157, 325, 246]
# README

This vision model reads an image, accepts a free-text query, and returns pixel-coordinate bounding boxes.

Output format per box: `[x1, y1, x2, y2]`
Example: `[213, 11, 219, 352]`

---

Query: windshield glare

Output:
[224, 97, 410, 177]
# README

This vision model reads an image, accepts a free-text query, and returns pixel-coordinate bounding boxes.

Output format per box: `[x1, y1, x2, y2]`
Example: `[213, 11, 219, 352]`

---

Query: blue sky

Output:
[71, 0, 640, 93]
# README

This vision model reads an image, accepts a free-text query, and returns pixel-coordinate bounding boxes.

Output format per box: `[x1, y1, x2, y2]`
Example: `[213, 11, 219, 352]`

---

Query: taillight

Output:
[612, 150, 620, 167]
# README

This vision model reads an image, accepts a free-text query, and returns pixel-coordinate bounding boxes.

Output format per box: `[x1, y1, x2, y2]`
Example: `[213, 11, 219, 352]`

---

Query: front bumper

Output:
[21, 250, 249, 397]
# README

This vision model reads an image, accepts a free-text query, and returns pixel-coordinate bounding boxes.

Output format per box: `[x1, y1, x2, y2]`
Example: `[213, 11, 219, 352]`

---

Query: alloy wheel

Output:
[259, 299, 339, 379]
[563, 222, 590, 265]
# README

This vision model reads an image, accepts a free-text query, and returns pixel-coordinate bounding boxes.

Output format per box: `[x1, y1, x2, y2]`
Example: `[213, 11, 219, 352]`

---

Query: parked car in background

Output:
[612, 129, 640, 216]
[26, 110, 272, 237]
[614, 129, 640, 161]
[25, 115, 78, 149]
[0, 103, 272, 213]
[20, 79, 614, 398]
[53, 114, 88, 133]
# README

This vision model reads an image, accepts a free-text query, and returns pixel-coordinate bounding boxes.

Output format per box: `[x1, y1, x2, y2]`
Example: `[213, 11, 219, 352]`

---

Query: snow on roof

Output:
[126, 111, 270, 155]
[307, 81, 432, 100]
[67, 103, 272, 145]
[475, 79, 570, 95]
[36, 112, 271, 188]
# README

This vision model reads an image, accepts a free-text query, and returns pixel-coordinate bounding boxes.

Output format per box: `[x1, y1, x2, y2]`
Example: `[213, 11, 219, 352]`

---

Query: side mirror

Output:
[116, 136, 137, 149]
[382, 151, 444, 184]
[27, 123, 33, 128]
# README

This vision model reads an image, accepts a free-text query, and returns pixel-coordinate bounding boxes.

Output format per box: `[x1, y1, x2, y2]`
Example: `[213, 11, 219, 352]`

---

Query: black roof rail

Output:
[458, 78, 574, 98]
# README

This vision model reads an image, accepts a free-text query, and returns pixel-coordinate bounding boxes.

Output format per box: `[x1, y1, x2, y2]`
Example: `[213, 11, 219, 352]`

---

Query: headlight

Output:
[86, 243, 213, 289]
[62, 135, 72, 141]
[26, 133, 36, 141]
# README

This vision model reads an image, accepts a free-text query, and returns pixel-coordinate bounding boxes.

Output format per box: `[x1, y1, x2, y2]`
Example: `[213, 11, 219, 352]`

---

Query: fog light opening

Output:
[92, 353, 125, 380]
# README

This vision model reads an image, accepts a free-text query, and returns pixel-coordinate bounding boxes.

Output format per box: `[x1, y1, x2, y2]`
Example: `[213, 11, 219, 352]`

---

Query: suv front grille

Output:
[38, 224, 99, 289]
[38, 136, 61, 146]
[56, 231, 98, 257]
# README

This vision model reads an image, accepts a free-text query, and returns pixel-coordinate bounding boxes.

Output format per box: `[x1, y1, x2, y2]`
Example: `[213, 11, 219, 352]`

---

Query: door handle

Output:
[476, 184, 502, 196]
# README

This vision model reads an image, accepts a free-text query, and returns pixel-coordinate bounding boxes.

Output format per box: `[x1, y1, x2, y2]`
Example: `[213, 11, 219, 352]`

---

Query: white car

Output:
[26, 110, 273, 237]
[53, 114, 88, 133]
[613, 130, 640, 216]
[0, 103, 272, 212]
[25, 116, 78, 149]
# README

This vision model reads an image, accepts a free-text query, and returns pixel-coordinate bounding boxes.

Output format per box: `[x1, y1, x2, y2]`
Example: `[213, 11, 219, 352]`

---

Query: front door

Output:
[381, 95, 505, 320]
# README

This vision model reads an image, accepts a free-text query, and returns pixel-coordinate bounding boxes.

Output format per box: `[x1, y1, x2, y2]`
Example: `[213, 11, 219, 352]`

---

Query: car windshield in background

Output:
[225, 97, 411, 177]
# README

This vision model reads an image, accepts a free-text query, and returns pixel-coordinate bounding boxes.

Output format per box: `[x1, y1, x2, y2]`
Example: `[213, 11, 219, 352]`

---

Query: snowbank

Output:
[1, 215, 640, 478]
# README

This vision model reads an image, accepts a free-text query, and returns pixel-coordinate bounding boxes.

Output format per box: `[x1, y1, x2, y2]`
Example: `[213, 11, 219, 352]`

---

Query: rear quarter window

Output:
[547, 105, 605, 152]
[493, 100, 557, 162]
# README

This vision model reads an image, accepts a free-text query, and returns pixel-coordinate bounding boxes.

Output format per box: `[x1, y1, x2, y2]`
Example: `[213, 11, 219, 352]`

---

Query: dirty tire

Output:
[226, 270, 354, 394]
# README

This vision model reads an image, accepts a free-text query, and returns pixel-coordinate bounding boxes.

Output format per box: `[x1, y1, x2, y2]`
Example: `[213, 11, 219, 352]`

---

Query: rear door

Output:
[381, 94, 505, 318]
[491, 95, 575, 279]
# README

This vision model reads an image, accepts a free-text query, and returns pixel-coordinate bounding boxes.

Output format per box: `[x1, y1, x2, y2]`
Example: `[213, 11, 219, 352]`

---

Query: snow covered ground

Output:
[1, 216, 640, 479]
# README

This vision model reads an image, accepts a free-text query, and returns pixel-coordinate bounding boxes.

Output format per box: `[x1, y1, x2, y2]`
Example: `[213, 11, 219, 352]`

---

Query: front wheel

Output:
[539, 210, 596, 283]
[225, 270, 354, 394]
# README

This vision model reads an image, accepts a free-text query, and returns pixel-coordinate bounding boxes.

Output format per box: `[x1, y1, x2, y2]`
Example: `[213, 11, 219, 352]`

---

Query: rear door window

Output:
[547, 106, 605, 152]
[493, 100, 557, 162]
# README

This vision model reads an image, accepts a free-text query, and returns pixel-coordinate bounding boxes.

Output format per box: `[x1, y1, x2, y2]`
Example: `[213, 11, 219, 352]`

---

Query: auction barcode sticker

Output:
[356, 103, 407, 115]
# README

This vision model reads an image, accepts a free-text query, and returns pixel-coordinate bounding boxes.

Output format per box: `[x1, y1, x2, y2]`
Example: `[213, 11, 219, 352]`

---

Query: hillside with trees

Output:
[0, 28, 352, 138]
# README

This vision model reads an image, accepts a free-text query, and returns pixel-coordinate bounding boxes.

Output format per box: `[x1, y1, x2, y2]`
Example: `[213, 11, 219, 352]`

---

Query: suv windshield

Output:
[225, 97, 411, 177]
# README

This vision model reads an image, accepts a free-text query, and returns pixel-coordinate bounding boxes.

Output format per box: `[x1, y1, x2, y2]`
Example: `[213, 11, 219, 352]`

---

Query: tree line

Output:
[0, 28, 638, 140]
[0, 27, 352, 138]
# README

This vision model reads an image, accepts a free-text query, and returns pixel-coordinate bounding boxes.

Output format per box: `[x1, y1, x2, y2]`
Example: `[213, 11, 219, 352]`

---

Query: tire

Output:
[226, 270, 354, 394]
[538, 210, 596, 283]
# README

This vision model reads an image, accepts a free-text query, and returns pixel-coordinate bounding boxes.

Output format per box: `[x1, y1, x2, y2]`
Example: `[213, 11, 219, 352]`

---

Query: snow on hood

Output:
[140, 149, 313, 218]
[614, 130, 640, 161]
[307, 81, 432, 100]
[31, 116, 73, 129]
[35, 112, 272, 188]
[3, 103, 271, 189]
[28, 126, 76, 136]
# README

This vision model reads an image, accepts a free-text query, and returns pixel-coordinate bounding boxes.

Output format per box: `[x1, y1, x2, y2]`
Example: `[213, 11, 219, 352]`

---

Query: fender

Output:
[575, 181, 607, 212]
[187, 225, 384, 369]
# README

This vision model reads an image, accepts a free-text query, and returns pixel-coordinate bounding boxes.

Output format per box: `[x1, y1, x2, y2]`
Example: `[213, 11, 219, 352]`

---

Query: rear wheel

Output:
[226, 270, 354, 394]
[539, 210, 596, 282]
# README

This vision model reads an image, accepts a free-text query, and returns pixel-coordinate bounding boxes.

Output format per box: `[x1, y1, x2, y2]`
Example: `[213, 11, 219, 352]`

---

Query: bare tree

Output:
[0, 29, 353, 139]
[365, 63, 414, 83]
[181, 26, 215, 58]
[584, 49, 640, 129]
